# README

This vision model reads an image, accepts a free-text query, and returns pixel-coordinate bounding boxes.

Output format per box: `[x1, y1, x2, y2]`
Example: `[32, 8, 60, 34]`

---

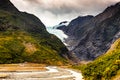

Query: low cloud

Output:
[10, 0, 120, 26]
[22, 0, 120, 15]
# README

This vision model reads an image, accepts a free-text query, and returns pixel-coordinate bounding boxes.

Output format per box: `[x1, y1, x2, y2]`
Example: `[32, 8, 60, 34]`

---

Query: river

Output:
[0, 66, 84, 80]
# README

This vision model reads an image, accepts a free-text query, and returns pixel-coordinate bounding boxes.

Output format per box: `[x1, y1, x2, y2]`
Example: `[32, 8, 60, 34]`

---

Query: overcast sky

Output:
[10, 0, 120, 27]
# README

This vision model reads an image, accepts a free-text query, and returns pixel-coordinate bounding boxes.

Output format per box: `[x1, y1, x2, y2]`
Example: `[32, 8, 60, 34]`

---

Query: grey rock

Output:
[58, 2, 120, 61]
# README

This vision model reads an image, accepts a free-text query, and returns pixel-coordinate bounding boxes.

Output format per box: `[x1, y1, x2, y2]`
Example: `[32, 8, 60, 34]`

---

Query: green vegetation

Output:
[0, 0, 69, 65]
[0, 31, 68, 65]
[74, 38, 120, 80]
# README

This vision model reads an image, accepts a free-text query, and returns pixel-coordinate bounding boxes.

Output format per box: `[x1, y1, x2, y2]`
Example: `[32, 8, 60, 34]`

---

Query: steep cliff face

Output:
[58, 2, 120, 60]
[0, 0, 70, 65]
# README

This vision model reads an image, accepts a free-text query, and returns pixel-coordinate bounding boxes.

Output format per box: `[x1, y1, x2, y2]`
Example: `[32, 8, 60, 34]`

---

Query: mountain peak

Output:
[94, 2, 120, 23]
[0, 0, 19, 13]
[115, 2, 120, 6]
[104, 2, 120, 12]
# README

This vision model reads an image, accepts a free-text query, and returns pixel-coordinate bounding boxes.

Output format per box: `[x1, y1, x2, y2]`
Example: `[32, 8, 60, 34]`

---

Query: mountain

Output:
[0, 0, 70, 65]
[57, 15, 94, 37]
[81, 38, 120, 80]
[57, 2, 120, 60]
[57, 15, 94, 51]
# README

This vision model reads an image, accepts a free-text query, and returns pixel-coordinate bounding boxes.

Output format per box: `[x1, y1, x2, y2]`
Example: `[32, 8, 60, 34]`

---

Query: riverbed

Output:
[0, 64, 84, 80]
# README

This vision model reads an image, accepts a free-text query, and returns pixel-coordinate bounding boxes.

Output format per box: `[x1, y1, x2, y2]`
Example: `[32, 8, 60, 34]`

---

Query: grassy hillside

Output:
[0, 30, 68, 65]
[79, 38, 120, 80]
[0, 0, 69, 65]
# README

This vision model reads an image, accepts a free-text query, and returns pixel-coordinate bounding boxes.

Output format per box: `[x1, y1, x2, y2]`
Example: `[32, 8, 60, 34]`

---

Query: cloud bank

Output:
[10, 0, 120, 26]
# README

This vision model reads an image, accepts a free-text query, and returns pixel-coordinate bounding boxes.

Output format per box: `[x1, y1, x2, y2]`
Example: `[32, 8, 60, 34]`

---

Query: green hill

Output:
[0, 0, 69, 65]
[81, 38, 120, 80]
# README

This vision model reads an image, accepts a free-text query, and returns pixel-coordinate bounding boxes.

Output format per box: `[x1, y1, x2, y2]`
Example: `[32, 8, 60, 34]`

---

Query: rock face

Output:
[58, 2, 120, 60]
[58, 15, 94, 38]
[0, 0, 70, 65]
[57, 16, 94, 51]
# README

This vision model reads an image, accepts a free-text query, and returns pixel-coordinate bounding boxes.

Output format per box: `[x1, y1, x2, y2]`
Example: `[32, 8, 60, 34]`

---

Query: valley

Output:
[0, 0, 120, 80]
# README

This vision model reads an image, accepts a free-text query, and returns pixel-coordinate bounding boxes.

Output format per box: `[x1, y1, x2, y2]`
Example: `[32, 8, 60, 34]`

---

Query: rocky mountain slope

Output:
[57, 15, 94, 38]
[58, 2, 120, 60]
[81, 38, 120, 80]
[0, 0, 70, 65]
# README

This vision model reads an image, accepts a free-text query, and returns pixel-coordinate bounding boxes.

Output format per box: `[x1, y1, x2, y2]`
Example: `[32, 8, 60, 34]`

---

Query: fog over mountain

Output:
[10, 0, 120, 26]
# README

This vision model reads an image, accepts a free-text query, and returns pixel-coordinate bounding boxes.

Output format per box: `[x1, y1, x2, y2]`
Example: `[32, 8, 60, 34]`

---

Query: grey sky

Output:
[10, 0, 120, 26]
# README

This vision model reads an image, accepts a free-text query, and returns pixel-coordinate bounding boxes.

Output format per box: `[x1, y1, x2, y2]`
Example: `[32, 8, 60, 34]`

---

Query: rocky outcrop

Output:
[58, 2, 120, 61]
